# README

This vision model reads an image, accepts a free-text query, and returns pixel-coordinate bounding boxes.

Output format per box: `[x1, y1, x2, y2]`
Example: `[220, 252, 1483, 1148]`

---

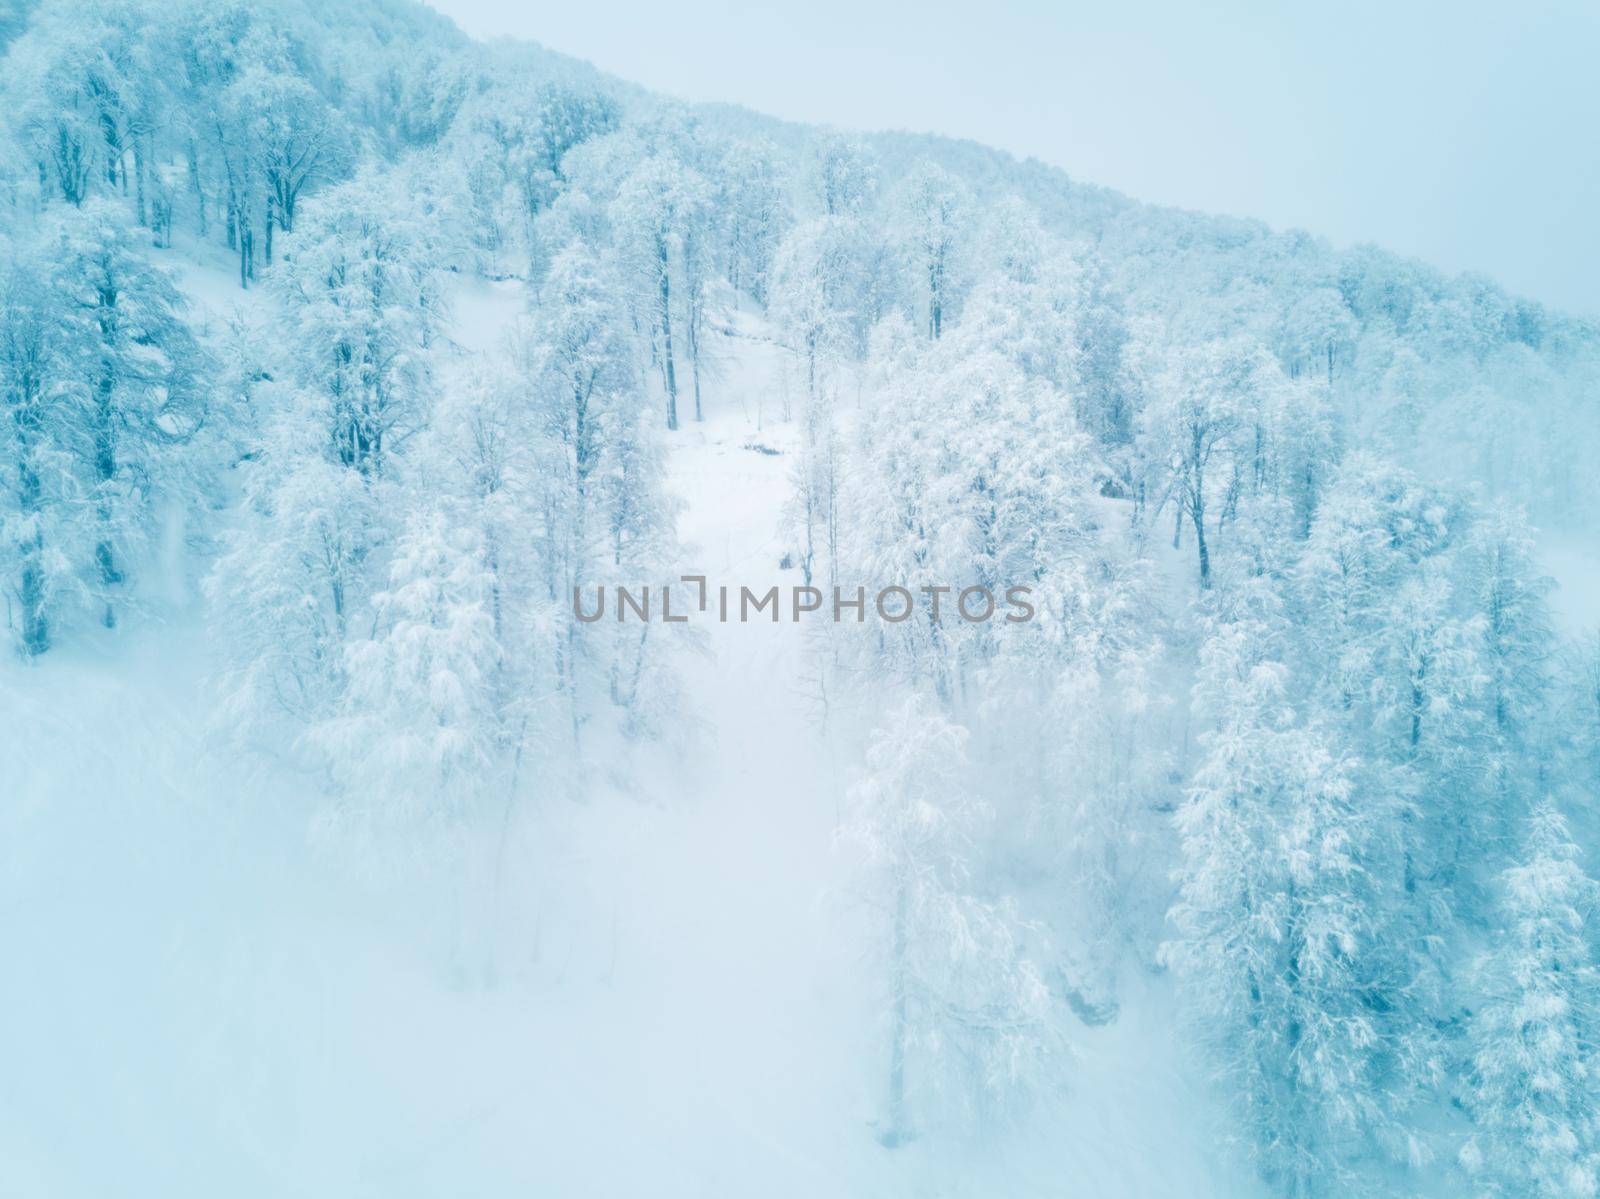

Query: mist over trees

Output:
[3, 0, 1599, 1193]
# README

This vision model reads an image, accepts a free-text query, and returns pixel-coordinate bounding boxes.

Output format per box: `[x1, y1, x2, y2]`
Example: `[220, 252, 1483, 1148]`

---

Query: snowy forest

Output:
[3, 0, 1599, 1195]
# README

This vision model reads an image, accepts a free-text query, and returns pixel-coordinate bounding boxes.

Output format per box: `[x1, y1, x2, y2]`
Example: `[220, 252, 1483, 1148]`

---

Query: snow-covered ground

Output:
[1, 268, 1243, 1197]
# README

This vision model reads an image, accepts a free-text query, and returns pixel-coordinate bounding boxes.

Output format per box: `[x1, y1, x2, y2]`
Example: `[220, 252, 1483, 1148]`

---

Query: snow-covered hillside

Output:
[3, 1, 1599, 1195]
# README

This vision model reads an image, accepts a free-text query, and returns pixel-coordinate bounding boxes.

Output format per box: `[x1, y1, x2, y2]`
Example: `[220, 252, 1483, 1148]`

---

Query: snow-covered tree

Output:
[1462, 801, 1600, 1199]
[839, 292, 1096, 699]
[44, 200, 207, 630]
[815, 134, 877, 218]
[523, 239, 659, 736]
[1167, 587, 1402, 1197]
[222, 67, 348, 262]
[5, 0, 164, 213]
[208, 410, 384, 728]
[843, 695, 1060, 1145]
[274, 173, 444, 476]
[1463, 504, 1555, 764]
[716, 137, 789, 304]
[209, 176, 441, 727]
[363, 49, 466, 159]
[1295, 453, 1453, 715]
[0, 244, 79, 655]
[1138, 338, 1280, 588]
[310, 510, 503, 827]
[895, 161, 970, 340]
[767, 217, 859, 408]
[612, 152, 711, 431]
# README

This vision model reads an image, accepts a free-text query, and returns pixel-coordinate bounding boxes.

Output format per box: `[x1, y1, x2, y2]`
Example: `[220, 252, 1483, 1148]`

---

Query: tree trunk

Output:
[689, 299, 703, 422]
[239, 213, 254, 289]
[658, 239, 678, 431]
[93, 361, 121, 629]
[133, 139, 147, 227]
[15, 414, 49, 654]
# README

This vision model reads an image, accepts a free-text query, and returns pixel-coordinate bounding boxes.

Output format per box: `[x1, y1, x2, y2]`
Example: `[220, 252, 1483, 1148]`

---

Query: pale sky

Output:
[424, 0, 1600, 316]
